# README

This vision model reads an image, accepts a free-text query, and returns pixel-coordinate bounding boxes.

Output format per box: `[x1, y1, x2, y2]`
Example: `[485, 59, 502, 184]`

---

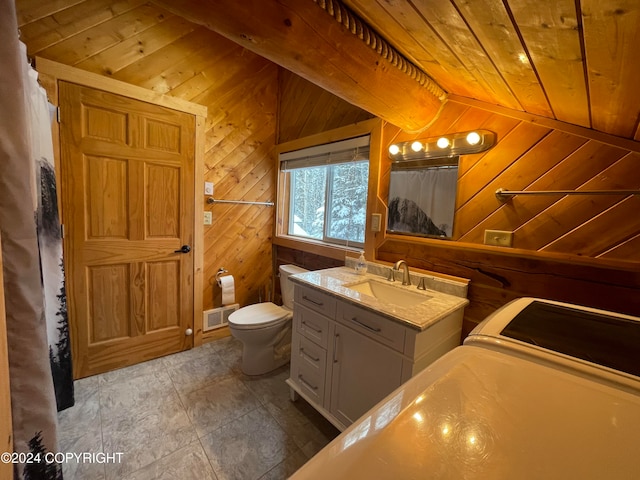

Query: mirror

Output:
[387, 157, 458, 239]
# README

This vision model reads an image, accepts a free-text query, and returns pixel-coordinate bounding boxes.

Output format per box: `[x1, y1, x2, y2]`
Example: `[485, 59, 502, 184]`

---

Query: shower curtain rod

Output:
[496, 188, 640, 201]
[207, 197, 274, 207]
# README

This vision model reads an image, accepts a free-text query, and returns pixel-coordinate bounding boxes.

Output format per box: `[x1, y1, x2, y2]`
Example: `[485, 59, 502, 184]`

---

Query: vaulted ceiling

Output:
[153, 0, 640, 139]
[345, 0, 640, 139]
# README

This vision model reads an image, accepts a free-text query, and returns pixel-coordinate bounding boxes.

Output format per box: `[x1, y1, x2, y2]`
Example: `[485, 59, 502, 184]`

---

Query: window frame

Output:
[274, 119, 382, 261]
[282, 137, 370, 249]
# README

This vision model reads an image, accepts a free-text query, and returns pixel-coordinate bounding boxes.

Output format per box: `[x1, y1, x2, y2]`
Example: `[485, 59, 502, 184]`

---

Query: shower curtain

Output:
[1, 0, 71, 478]
[26, 51, 75, 414]
[387, 166, 458, 237]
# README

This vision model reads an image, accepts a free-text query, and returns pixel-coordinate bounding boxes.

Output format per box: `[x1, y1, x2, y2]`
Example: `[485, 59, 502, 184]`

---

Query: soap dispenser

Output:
[355, 251, 367, 275]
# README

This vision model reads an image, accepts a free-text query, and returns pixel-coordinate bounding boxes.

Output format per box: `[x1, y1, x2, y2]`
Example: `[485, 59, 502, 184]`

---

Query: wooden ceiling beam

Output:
[151, 0, 446, 133]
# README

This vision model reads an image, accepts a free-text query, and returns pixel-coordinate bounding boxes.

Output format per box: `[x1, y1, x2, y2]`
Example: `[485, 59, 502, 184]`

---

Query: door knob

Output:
[174, 245, 191, 254]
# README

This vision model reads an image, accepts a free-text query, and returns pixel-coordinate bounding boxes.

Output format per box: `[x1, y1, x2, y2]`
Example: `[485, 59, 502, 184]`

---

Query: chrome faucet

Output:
[392, 260, 411, 286]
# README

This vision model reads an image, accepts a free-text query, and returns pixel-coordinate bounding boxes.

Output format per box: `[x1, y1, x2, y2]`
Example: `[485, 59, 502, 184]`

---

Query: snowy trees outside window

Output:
[280, 135, 370, 248]
[289, 161, 368, 247]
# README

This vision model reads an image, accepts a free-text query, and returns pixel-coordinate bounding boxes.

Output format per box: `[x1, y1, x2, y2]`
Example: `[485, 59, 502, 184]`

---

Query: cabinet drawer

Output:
[294, 305, 330, 348]
[290, 336, 326, 405]
[295, 335, 327, 374]
[295, 285, 337, 318]
[337, 302, 406, 353]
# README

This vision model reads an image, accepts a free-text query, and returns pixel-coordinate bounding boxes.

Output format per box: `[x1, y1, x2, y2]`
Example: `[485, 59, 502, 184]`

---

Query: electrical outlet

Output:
[484, 229, 513, 247]
[204, 211, 212, 225]
[204, 182, 214, 195]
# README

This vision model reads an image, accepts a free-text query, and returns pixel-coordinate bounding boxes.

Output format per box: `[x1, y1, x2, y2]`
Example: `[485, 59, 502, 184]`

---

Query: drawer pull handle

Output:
[301, 321, 322, 333]
[300, 348, 320, 362]
[351, 317, 382, 333]
[302, 295, 324, 307]
[298, 374, 318, 391]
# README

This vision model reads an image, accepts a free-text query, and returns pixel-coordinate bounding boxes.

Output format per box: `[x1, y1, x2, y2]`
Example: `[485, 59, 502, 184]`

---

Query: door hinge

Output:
[56, 106, 61, 123]
[60, 224, 64, 238]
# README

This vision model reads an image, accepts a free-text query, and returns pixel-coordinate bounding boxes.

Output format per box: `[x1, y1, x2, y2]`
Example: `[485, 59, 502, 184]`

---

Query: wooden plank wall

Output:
[381, 101, 640, 260]
[277, 70, 374, 144]
[377, 239, 640, 338]
[16, 0, 278, 311]
[380, 100, 640, 335]
[274, 71, 373, 297]
[277, 75, 640, 338]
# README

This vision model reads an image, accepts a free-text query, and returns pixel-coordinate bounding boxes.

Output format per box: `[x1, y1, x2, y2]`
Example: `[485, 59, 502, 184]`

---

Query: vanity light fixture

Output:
[411, 141, 423, 152]
[466, 131, 481, 145]
[388, 129, 496, 161]
[436, 137, 450, 149]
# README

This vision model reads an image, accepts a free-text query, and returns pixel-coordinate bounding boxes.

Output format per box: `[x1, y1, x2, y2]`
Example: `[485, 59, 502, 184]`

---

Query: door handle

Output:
[174, 245, 191, 254]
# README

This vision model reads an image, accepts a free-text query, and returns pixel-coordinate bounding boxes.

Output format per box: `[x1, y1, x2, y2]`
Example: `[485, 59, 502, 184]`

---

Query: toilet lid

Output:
[228, 302, 290, 329]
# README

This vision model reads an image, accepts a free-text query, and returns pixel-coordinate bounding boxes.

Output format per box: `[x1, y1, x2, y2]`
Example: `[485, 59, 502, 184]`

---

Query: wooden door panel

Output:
[147, 260, 181, 332]
[147, 163, 180, 237]
[83, 104, 129, 144]
[88, 264, 131, 343]
[144, 118, 182, 153]
[60, 81, 194, 377]
[86, 156, 129, 239]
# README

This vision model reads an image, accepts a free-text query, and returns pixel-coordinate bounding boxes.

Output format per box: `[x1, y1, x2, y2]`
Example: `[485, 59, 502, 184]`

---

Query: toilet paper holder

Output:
[215, 267, 229, 286]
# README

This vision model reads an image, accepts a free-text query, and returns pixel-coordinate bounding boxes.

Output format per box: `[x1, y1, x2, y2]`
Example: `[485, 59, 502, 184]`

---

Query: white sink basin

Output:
[345, 279, 431, 307]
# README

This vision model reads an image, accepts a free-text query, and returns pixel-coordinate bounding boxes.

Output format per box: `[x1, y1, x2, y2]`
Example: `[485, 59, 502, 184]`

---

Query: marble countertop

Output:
[290, 266, 469, 332]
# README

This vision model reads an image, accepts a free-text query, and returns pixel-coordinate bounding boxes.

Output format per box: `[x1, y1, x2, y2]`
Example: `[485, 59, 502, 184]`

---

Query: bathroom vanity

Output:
[287, 265, 469, 431]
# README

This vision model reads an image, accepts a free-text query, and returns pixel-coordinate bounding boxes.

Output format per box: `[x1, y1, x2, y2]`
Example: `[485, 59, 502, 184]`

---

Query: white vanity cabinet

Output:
[288, 282, 465, 431]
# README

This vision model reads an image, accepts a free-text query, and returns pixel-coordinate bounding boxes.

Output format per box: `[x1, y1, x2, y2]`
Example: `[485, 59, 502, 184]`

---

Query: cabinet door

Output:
[329, 323, 403, 427]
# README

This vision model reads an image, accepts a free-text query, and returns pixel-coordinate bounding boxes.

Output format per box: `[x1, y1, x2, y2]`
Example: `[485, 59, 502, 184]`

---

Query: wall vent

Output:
[203, 304, 239, 332]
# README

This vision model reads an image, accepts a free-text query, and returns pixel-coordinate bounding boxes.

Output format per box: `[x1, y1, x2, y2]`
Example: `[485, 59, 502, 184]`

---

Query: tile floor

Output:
[57, 336, 340, 480]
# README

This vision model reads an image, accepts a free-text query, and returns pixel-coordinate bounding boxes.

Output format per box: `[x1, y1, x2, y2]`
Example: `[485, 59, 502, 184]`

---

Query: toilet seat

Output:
[228, 302, 290, 330]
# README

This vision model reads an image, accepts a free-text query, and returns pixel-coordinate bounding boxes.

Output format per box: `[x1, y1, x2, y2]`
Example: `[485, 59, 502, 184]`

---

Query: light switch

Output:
[371, 213, 382, 232]
[204, 211, 212, 225]
[204, 182, 214, 195]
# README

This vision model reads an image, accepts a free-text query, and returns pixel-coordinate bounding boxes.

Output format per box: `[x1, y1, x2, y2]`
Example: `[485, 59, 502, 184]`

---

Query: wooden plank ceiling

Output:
[148, 0, 640, 139]
[343, 0, 640, 139]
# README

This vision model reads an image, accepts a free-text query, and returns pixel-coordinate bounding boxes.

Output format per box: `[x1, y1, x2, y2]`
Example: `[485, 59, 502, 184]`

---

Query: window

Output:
[279, 136, 370, 248]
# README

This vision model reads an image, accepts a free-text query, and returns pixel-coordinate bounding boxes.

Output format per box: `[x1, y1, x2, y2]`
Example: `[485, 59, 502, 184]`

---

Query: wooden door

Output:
[59, 82, 195, 378]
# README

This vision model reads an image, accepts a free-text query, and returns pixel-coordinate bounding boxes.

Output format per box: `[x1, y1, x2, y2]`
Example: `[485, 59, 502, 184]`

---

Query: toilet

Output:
[228, 264, 308, 375]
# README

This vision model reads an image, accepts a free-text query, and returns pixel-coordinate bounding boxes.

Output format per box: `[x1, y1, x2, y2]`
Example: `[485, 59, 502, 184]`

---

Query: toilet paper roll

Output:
[220, 275, 235, 305]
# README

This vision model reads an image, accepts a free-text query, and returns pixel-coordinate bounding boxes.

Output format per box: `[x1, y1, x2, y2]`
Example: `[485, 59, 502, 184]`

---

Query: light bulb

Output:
[466, 131, 481, 145]
[411, 141, 423, 152]
[389, 144, 400, 155]
[436, 137, 450, 149]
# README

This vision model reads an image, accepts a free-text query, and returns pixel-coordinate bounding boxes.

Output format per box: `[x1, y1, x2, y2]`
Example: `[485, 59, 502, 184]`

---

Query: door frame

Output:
[35, 57, 207, 352]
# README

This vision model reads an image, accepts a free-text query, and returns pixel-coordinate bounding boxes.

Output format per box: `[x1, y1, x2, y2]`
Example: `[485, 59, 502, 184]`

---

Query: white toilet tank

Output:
[279, 264, 308, 309]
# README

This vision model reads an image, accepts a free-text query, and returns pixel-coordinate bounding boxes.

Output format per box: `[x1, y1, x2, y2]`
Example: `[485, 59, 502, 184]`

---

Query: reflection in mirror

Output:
[387, 157, 458, 238]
